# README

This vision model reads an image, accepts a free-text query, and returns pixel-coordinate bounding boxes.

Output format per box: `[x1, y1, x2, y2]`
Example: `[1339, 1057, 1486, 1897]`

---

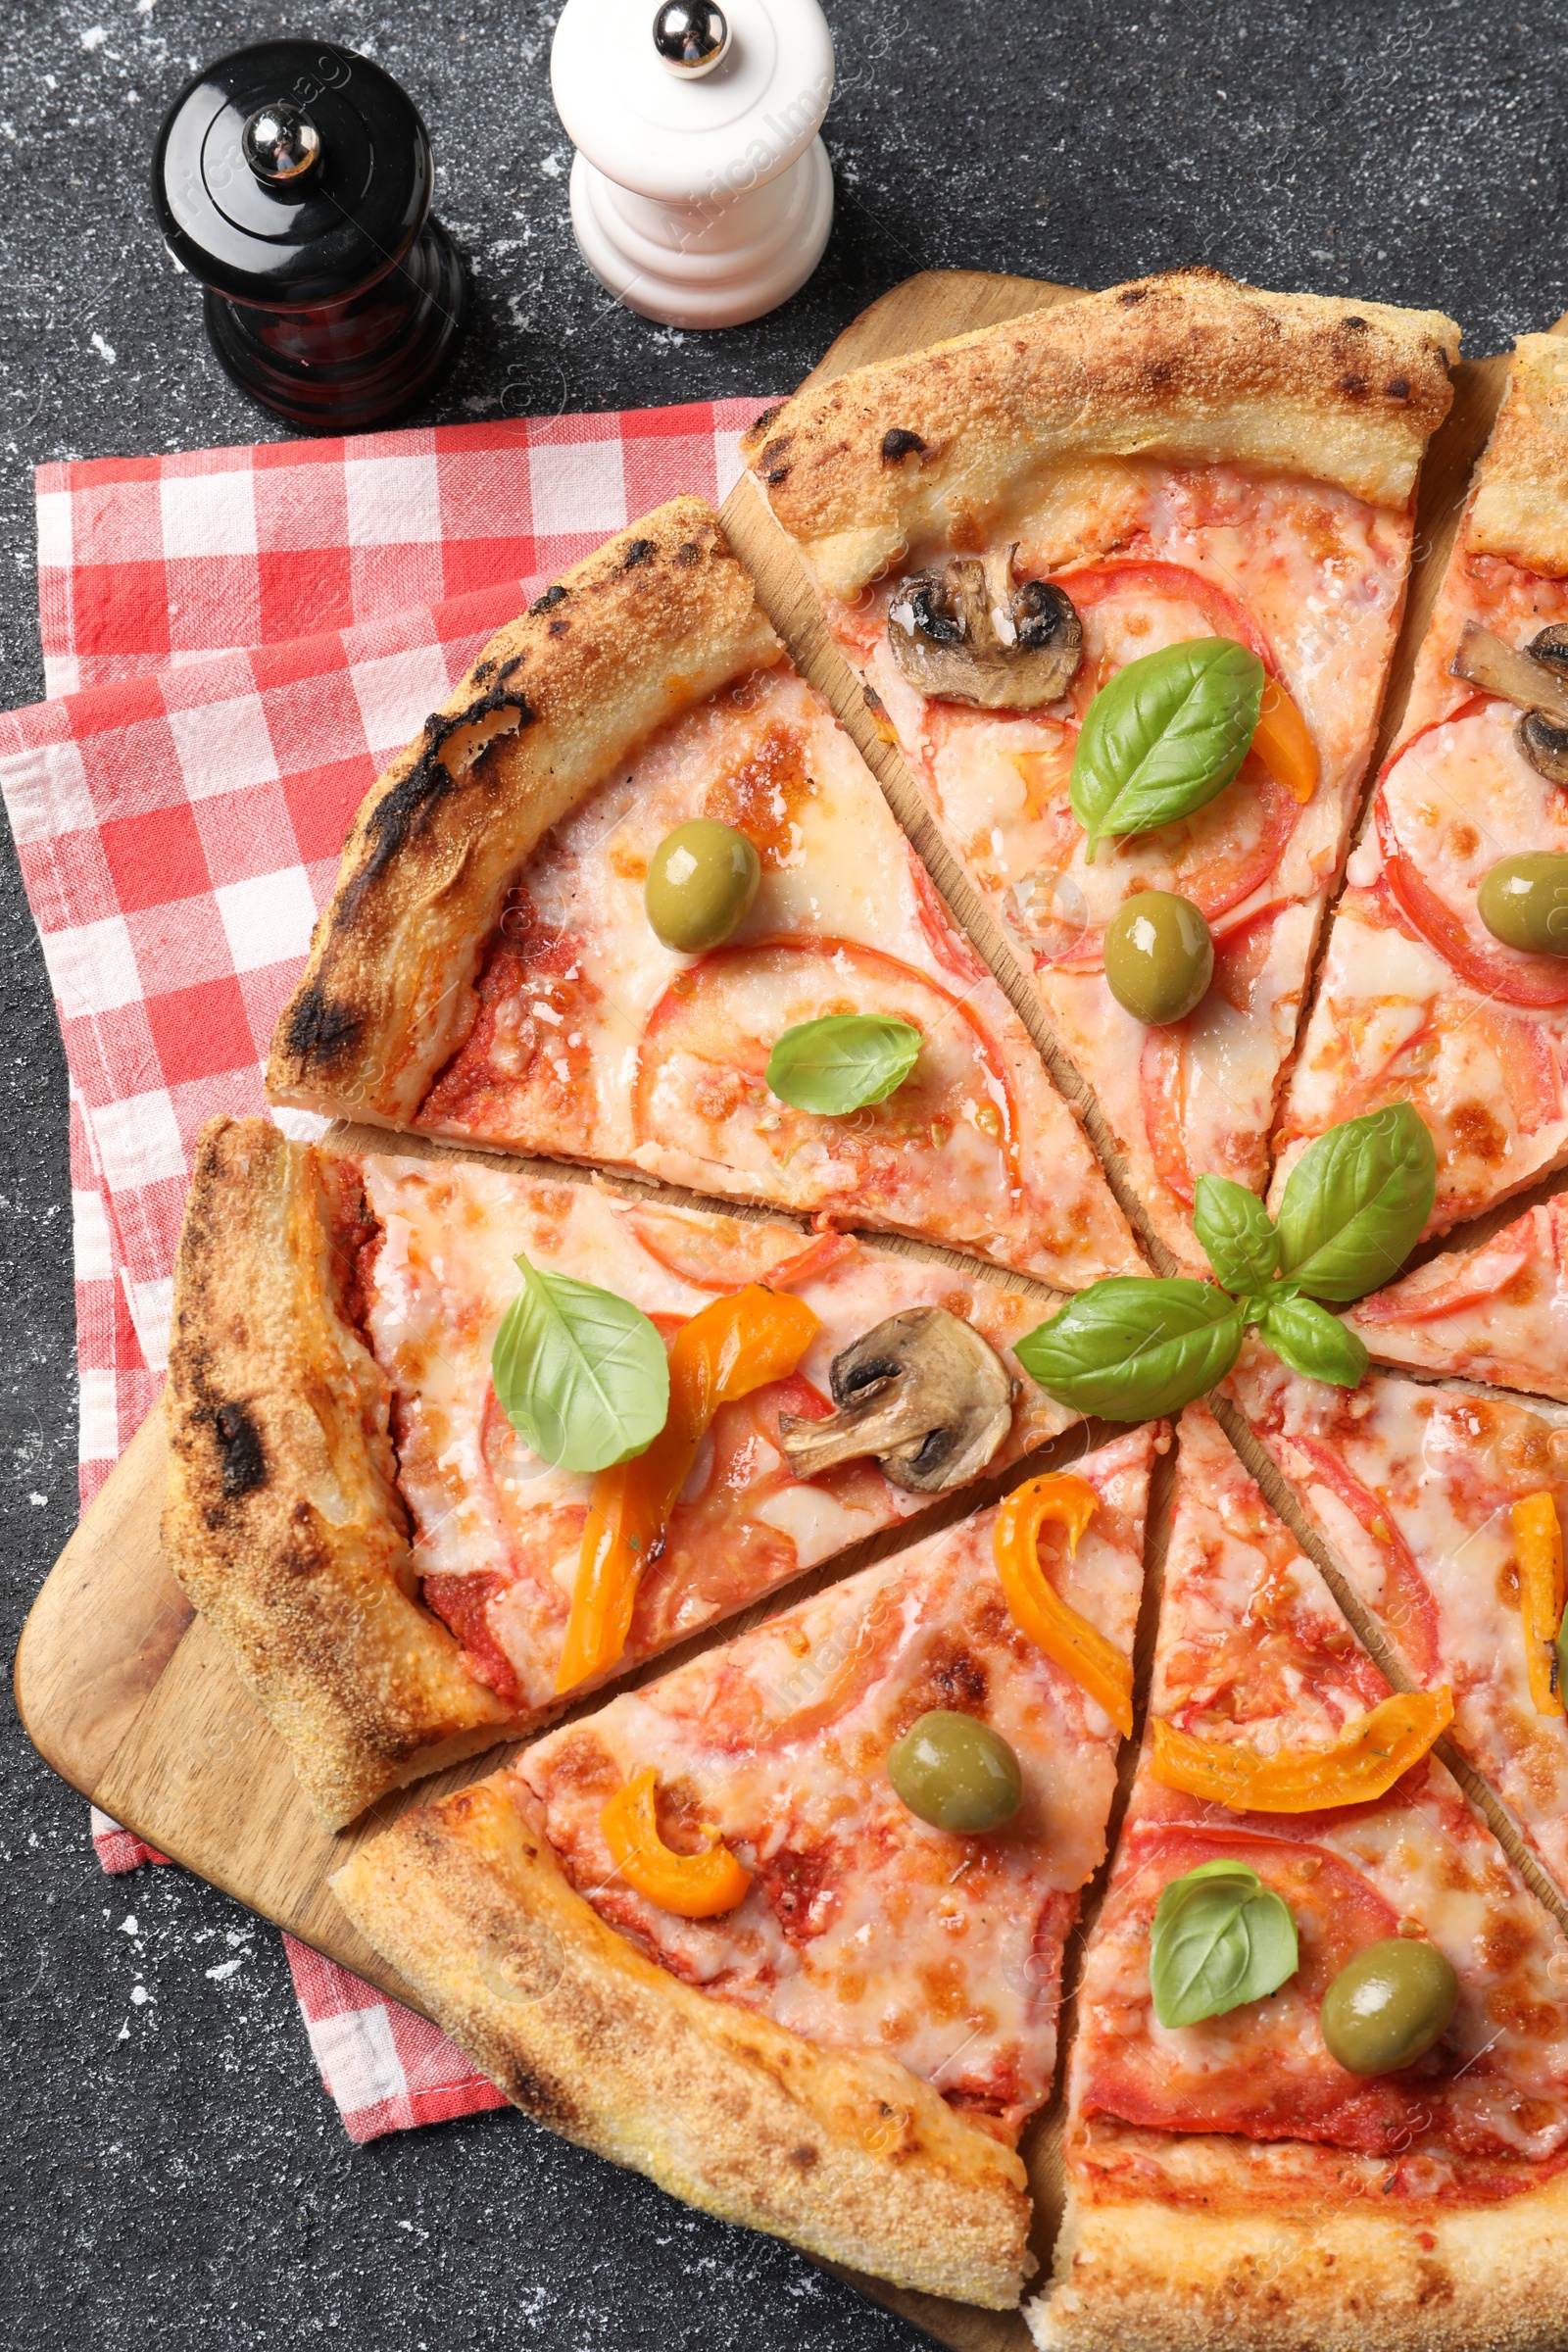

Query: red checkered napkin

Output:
[18, 399, 765, 2142]
[37, 399, 766, 696]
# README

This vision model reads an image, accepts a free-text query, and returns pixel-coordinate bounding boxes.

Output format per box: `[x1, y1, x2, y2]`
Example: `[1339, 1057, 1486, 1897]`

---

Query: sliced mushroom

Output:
[887, 547, 1082, 711]
[775, 1306, 1015, 1494]
[1449, 620, 1568, 783]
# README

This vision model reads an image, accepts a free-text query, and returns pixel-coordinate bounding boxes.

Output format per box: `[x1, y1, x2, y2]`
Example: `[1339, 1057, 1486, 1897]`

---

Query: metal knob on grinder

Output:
[152, 39, 466, 434]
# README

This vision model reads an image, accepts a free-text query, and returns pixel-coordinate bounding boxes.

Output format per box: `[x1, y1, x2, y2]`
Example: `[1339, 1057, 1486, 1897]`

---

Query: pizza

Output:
[1036, 1399, 1568, 2351]
[1346, 1195, 1568, 1399]
[1274, 336, 1568, 1238]
[1228, 1333, 1568, 1898]
[267, 495, 1139, 1292]
[145, 272, 1568, 2331]
[332, 1427, 1158, 2306]
[742, 270, 1458, 1270]
[164, 1115, 1077, 1827]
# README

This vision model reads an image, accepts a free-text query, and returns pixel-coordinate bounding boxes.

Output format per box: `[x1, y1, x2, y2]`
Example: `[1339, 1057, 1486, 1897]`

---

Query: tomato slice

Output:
[1376, 798, 1568, 1013]
[1138, 905, 1290, 1204]
[420, 1570, 521, 1708]
[623, 1201, 857, 1294]
[1139, 1019, 1195, 1204]
[906, 847, 990, 985]
[1474, 1004, 1564, 1135]
[1038, 758, 1301, 972]
[633, 935, 1024, 1229]
[919, 563, 1296, 977]
[1080, 1822, 1437, 2153]
[1352, 1226, 1535, 1326]
[1050, 559, 1277, 672]
[1282, 1433, 1442, 1685]
[1374, 692, 1568, 1009]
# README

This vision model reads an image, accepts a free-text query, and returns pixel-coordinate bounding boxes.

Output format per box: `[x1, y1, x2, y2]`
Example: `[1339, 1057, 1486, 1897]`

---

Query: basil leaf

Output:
[491, 1255, 669, 1474]
[1151, 1859, 1299, 2029]
[1257, 1295, 1370, 1389]
[1070, 638, 1265, 862]
[765, 1014, 922, 1115]
[1015, 1278, 1246, 1421]
[1193, 1175, 1281, 1298]
[1275, 1104, 1437, 1302]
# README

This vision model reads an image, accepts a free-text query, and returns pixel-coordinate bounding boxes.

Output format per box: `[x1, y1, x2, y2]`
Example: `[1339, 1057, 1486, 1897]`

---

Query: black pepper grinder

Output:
[152, 39, 466, 434]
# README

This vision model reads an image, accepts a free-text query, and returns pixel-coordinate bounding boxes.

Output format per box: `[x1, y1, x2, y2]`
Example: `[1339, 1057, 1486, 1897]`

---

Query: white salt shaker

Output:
[551, 0, 835, 329]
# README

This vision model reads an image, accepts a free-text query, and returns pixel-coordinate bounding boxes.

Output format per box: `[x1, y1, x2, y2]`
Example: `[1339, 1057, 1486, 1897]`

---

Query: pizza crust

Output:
[267, 496, 783, 1126]
[331, 1774, 1032, 2308]
[162, 1116, 519, 1829]
[742, 268, 1458, 598]
[1466, 332, 1568, 578]
[1030, 2125, 1568, 2352]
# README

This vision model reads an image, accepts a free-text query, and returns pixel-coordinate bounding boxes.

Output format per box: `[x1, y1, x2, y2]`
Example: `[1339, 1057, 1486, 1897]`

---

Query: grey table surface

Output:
[1, 2, 1564, 2345]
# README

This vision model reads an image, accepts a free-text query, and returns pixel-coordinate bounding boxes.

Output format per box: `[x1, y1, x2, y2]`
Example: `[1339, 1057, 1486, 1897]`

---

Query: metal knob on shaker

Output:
[152, 39, 466, 434]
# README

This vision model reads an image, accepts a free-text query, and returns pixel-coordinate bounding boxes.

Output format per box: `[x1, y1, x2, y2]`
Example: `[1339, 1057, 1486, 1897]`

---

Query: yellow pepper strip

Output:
[557, 1285, 820, 1693]
[600, 1765, 752, 1919]
[1512, 1492, 1565, 1716]
[993, 1473, 1133, 1737]
[1151, 1687, 1454, 1813]
[1251, 676, 1319, 805]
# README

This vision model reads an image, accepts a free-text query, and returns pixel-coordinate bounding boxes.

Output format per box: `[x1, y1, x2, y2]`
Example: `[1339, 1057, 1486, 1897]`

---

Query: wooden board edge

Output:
[12, 1406, 191, 1792]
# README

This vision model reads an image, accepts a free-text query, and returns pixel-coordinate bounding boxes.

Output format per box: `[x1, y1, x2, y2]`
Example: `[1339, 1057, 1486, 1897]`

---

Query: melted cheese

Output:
[521, 1431, 1154, 2132]
[1348, 1200, 1568, 1402]
[1069, 1400, 1568, 2175]
[1278, 543, 1568, 1235]
[414, 662, 1137, 1290]
[824, 464, 1410, 1273]
[1230, 1343, 1568, 1898]
[1271, 885, 1568, 1234]
[355, 1152, 1071, 1711]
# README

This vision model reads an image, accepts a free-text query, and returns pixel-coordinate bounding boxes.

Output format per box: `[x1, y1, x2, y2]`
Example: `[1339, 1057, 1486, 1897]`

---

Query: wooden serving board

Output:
[8, 270, 1534, 2352]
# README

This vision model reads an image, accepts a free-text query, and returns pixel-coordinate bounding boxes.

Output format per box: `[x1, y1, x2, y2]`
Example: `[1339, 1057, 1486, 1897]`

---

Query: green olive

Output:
[645, 819, 760, 953]
[1102, 891, 1214, 1025]
[1320, 1937, 1458, 2077]
[886, 1708, 1023, 1834]
[1477, 853, 1568, 956]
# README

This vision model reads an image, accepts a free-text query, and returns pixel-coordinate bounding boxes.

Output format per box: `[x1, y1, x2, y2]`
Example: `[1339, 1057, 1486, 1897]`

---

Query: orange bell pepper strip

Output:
[600, 1765, 752, 1918]
[1251, 675, 1319, 806]
[993, 1473, 1133, 1737]
[556, 1284, 819, 1693]
[1151, 1686, 1454, 1813]
[1512, 1492, 1566, 1716]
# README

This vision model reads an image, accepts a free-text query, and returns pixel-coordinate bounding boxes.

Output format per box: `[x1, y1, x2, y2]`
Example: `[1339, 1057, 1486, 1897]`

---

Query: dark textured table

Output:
[1, 4, 1563, 2345]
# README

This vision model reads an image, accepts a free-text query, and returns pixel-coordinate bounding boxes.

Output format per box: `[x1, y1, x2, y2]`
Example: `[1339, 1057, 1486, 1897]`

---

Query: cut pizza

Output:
[1034, 1398, 1568, 2352]
[1274, 333, 1568, 1240]
[1345, 1194, 1568, 1400]
[742, 270, 1458, 1268]
[267, 495, 1140, 1291]
[164, 1115, 1077, 1828]
[1228, 1332, 1568, 1901]
[332, 1427, 1159, 2306]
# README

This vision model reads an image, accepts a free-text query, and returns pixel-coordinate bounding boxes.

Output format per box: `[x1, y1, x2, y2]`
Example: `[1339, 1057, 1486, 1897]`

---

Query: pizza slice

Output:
[164, 1115, 1075, 1828]
[1227, 1333, 1568, 1899]
[332, 1427, 1159, 2306]
[267, 496, 1140, 1291]
[1034, 1399, 1568, 2352]
[1345, 1193, 1568, 1399]
[742, 270, 1457, 1269]
[1275, 334, 1568, 1239]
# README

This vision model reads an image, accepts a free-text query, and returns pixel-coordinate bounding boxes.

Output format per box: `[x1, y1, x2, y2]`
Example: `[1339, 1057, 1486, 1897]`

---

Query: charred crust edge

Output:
[214, 1400, 266, 1497]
